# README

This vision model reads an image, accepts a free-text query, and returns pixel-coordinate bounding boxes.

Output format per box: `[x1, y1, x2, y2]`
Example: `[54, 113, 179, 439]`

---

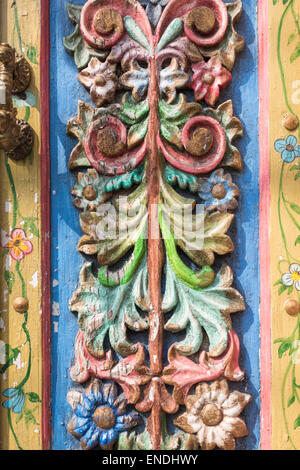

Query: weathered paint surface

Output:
[50, 0, 260, 450]
[0, 0, 42, 450]
[268, 0, 300, 451]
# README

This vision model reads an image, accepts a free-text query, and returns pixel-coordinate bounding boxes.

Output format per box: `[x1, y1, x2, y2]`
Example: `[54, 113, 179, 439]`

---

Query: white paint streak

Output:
[3, 290, 9, 303]
[5, 201, 12, 213]
[5, 255, 11, 270]
[150, 313, 159, 341]
[0, 340, 6, 364]
[1, 230, 9, 246]
[29, 271, 39, 288]
[52, 302, 60, 317]
[0, 317, 5, 331]
[13, 353, 25, 370]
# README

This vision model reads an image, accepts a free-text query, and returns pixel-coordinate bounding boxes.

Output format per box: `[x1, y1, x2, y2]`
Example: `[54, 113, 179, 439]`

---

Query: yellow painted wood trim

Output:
[269, 0, 300, 451]
[0, 0, 42, 450]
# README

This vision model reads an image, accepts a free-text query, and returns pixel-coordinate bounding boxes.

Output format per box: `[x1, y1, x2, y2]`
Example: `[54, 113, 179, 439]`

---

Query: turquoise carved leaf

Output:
[162, 259, 245, 357]
[69, 257, 150, 358]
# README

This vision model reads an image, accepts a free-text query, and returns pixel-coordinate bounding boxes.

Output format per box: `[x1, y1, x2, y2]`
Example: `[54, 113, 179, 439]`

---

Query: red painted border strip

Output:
[258, 0, 271, 450]
[40, 0, 51, 450]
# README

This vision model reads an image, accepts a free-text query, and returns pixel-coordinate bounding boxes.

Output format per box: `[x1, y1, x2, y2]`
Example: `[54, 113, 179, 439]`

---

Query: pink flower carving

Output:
[5, 228, 33, 261]
[190, 57, 232, 106]
[78, 58, 118, 107]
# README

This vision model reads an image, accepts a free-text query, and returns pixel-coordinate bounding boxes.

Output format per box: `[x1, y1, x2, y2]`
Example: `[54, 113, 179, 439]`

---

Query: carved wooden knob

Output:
[97, 127, 126, 158]
[282, 114, 299, 131]
[82, 185, 98, 201]
[284, 298, 299, 317]
[13, 297, 29, 314]
[93, 8, 123, 36]
[186, 7, 216, 35]
[184, 128, 214, 157]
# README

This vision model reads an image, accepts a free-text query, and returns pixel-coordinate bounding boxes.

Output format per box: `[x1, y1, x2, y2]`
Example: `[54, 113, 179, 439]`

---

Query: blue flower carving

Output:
[67, 379, 140, 450]
[2, 388, 25, 414]
[274, 135, 300, 163]
[198, 169, 239, 212]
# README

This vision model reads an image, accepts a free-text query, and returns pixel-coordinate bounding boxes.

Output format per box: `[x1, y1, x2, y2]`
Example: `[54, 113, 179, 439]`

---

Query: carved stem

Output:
[147, 379, 162, 450]
[147, 56, 164, 449]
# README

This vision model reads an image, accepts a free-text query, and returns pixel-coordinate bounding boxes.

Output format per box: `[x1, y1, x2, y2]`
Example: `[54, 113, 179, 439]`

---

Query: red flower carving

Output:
[191, 57, 232, 106]
[5, 228, 33, 261]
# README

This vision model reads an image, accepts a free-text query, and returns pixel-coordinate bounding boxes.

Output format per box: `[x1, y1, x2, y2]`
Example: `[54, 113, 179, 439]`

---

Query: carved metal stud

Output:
[0, 43, 34, 161]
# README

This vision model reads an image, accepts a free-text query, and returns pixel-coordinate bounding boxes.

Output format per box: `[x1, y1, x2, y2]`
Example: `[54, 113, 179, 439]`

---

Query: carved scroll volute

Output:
[0, 43, 33, 160]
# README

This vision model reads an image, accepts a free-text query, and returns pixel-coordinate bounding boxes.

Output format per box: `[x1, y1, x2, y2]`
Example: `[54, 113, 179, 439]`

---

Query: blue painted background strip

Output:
[50, 0, 260, 450]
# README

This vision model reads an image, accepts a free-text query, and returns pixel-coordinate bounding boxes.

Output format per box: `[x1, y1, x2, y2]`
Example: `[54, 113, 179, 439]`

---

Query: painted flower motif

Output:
[67, 379, 140, 450]
[120, 59, 149, 102]
[274, 135, 300, 163]
[71, 169, 111, 212]
[5, 228, 33, 261]
[78, 58, 118, 107]
[191, 57, 232, 106]
[174, 379, 251, 451]
[198, 169, 239, 212]
[282, 264, 300, 291]
[140, 0, 170, 27]
[160, 58, 189, 104]
[2, 388, 25, 414]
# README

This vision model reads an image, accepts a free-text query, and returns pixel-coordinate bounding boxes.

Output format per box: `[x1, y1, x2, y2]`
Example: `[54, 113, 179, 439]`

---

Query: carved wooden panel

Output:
[59, 0, 251, 451]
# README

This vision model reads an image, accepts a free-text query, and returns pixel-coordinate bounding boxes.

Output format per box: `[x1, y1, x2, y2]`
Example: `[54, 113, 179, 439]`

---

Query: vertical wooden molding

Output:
[258, 0, 271, 450]
[40, 0, 51, 451]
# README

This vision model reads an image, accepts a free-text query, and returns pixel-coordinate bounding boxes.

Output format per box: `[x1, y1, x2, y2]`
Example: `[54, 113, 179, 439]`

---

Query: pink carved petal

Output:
[70, 331, 114, 383]
[156, 0, 228, 48]
[70, 331, 149, 404]
[204, 85, 220, 106]
[162, 330, 243, 403]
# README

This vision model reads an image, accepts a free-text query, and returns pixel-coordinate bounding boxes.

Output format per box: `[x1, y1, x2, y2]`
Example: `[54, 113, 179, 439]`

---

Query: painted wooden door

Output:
[0, 0, 300, 451]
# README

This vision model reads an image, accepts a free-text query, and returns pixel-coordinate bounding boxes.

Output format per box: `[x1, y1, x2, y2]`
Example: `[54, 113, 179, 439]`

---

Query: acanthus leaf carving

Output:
[64, 0, 251, 451]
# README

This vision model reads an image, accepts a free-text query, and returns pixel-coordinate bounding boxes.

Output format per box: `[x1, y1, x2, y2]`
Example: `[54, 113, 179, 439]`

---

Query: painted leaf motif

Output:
[118, 93, 149, 126]
[78, 182, 148, 269]
[64, 0, 248, 449]
[165, 164, 198, 192]
[203, 100, 243, 171]
[64, 4, 108, 69]
[160, 173, 235, 265]
[105, 164, 145, 193]
[69, 258, 149, 358]
[162, 260, 245, 357]
[159, 94, 201, 149]
[197, 1, 245, 71]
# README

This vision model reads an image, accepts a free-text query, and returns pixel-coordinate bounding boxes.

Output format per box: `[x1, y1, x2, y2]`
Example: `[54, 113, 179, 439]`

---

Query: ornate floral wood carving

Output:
[65, 0, 251, 450]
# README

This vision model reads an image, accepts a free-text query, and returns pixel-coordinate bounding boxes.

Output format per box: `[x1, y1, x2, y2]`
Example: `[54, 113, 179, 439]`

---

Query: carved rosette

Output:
[65, 0, 250, 451]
